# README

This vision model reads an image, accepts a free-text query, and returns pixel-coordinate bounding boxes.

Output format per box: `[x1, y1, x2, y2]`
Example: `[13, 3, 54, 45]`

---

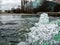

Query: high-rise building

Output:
[21, 0, 28, 9]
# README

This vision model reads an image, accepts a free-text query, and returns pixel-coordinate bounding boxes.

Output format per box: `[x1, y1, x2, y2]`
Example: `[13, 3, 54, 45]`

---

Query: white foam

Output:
[27, 13, 59, 45]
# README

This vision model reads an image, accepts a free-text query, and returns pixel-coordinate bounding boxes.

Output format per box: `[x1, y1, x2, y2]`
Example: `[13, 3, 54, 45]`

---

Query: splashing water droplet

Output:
[18, 13, 59, 45]
[27, 13, 59, 45]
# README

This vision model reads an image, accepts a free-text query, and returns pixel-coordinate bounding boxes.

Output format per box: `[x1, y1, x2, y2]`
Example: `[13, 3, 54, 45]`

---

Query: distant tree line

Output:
[4, 7, 21, 13]
[0, 1, 60, 14]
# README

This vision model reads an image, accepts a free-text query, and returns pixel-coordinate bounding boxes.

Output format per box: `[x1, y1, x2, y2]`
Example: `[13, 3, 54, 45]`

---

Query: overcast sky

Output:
[0, 0, 21, 11]
[0, 0, 36, 11]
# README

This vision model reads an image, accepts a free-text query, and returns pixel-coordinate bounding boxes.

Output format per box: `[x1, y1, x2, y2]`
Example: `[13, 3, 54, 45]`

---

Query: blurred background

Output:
[0, 0, 60, 14]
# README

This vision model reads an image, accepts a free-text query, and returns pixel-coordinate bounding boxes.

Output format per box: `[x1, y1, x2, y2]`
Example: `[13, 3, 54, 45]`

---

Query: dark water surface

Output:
[0, 14, 60, 45]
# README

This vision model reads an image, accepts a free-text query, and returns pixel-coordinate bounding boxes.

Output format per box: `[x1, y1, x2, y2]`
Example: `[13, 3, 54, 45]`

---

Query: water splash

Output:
[17, 42, 28, 45]
[27, 13, 59, 45]
[18, 13, 59, 45]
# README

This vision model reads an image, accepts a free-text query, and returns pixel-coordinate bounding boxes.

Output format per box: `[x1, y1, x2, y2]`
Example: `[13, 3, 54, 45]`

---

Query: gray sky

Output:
[0, 0, 35, 11]
[0, 0, 21, 11]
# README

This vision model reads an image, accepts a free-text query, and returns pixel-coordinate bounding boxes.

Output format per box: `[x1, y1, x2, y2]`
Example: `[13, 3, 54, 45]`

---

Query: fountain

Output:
[18, 13, 59, 45]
